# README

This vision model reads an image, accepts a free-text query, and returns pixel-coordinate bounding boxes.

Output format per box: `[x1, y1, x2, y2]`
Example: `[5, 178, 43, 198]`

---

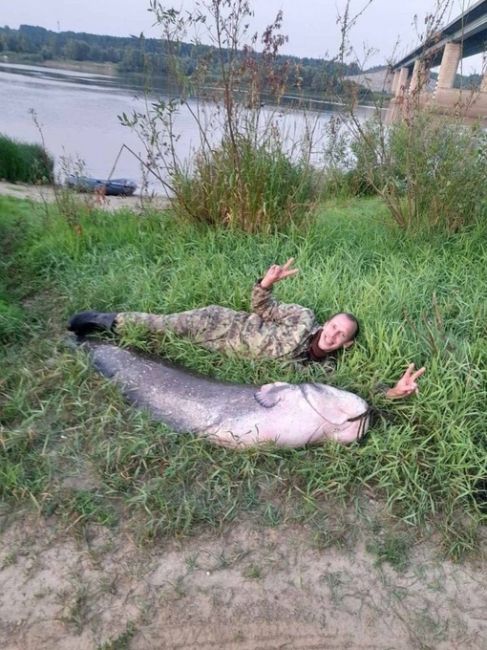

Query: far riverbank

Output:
[1, 54, 388, 107]
[1, 54, 117, 76]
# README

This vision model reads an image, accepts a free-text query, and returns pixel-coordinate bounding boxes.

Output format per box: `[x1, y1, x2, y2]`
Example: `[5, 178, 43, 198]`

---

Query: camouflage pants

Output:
[115, 306, 305, 359]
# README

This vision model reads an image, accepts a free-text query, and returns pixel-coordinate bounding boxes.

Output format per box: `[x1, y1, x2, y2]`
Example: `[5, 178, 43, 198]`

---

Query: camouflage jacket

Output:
[249, 282, 327, 364]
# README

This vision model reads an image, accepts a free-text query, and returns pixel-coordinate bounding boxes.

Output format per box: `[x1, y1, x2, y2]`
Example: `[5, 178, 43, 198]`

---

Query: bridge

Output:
[388, 0, 487, 121]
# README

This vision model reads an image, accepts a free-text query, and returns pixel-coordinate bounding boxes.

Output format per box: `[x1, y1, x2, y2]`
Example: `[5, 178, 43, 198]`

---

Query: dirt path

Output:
[0, 512, 485, 650]
[0, 181, 169, 212]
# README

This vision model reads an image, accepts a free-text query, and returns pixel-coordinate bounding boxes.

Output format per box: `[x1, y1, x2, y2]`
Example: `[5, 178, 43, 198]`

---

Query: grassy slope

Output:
[0, 195, 485, 554]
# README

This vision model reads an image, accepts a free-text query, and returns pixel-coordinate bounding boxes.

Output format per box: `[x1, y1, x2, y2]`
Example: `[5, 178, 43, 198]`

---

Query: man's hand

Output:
[260, 258, 299, 289]
[385, 363, 426, 400]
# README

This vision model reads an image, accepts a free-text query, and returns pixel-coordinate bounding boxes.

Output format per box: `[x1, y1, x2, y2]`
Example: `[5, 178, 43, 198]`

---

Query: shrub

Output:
[0, 134, 54, 184]
[171, 134, 319, 233]
[347, 118, 383, 197]
[348, 112, 487, 232]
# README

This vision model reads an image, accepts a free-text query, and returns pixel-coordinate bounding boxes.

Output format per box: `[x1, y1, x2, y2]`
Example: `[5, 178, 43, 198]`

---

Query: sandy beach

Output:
[0, 181, 169, 212]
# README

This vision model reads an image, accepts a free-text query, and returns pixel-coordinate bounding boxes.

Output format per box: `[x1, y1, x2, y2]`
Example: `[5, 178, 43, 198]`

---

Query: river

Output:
[1, 62, 376, 195]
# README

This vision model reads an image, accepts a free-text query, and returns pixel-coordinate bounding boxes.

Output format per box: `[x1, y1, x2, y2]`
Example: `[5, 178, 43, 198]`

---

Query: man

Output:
[68, 259, 424, 400]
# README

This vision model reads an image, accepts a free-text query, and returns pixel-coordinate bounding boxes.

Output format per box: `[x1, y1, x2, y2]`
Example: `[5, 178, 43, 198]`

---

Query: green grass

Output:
[0, 194, 486, 556]
[0, 133, 54, 184]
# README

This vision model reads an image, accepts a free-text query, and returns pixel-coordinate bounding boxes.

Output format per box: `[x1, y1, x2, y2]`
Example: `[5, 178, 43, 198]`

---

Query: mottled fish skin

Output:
[85, 340, 256, 434]
[80, 340, 370, 448]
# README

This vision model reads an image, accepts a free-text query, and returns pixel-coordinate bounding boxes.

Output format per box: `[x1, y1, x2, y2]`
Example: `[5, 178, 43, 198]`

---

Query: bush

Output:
[0, 134, 54, 184]
[347, 118, 383, 197]
[170, 134, 318, 233]
[348, 113, 487, 232]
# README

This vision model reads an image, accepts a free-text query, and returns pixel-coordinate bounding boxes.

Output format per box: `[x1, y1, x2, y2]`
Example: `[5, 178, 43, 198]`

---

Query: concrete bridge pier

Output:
[432, 41, 487, 118]
[386, 67, 412, 123]
[395, 67, 411, 95]
[409, 59, 430, 93]
[435, 42, 462, 90]
[391, 68, 407, 95]
[391, 69, 400, 95]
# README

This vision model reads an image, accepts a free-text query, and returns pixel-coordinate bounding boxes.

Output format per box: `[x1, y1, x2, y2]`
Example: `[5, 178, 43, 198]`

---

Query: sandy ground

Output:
[0, 508, 485, 650]
[0, 181, 169, 212]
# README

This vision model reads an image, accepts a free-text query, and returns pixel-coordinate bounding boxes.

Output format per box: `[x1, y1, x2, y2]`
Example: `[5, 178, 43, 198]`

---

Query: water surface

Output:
[1, 62, 375, 194]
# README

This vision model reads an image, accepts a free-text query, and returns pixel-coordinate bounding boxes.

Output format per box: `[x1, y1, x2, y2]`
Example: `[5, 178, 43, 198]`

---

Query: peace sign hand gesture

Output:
[260, 258, 299, 289]
[386, 363, 426, 400]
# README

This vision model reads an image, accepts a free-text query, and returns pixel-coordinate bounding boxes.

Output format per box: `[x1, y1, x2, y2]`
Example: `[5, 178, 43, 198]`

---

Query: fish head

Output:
[254, 381, 370, 444]
[304, 383, 371, 442]
[302, 383, 367, 422]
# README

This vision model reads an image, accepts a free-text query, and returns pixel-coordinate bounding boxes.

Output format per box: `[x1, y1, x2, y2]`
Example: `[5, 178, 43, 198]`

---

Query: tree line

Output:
[0, 24, 370, 98]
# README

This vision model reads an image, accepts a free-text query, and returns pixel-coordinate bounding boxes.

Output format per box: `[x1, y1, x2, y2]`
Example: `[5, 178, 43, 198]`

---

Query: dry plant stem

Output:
[337, 0, 375, 68]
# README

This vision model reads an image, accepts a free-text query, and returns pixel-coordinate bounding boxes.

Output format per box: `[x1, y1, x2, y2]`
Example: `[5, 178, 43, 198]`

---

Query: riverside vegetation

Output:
[0, 133, 54, 184]
[0, 185, 486, 557]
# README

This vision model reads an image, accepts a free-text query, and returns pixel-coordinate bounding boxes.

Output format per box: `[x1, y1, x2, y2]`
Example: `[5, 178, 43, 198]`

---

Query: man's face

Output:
[318, 314, 357, 352]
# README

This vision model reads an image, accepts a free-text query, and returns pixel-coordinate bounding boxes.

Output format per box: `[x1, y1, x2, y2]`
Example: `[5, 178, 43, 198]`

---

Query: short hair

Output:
[329, 312, 360, 342]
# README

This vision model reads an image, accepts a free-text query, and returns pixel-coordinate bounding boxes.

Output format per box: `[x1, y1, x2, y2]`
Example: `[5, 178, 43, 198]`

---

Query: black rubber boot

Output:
[68, 311, 117, 336]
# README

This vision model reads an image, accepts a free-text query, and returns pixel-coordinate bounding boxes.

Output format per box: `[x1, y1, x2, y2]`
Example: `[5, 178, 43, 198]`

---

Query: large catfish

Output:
[80, 340, 370, 448]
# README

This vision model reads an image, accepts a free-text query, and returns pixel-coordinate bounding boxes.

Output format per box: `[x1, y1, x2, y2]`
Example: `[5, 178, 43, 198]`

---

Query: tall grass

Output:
[172, 134, 318, 232]
[0, 197, 32, 341]
[0, 134, 54, 184]
[0, 195, 486, 556]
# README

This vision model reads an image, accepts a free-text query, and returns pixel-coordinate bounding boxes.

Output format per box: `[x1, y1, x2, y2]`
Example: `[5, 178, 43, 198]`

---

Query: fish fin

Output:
[254, 383, 286, 408]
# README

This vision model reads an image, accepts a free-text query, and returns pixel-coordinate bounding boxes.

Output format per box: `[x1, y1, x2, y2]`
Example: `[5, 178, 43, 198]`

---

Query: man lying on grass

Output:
[69, 258, 425, 402]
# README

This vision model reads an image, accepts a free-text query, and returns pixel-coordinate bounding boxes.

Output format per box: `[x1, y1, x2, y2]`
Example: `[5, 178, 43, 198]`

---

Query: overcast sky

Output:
[1, 0, 484, 71]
